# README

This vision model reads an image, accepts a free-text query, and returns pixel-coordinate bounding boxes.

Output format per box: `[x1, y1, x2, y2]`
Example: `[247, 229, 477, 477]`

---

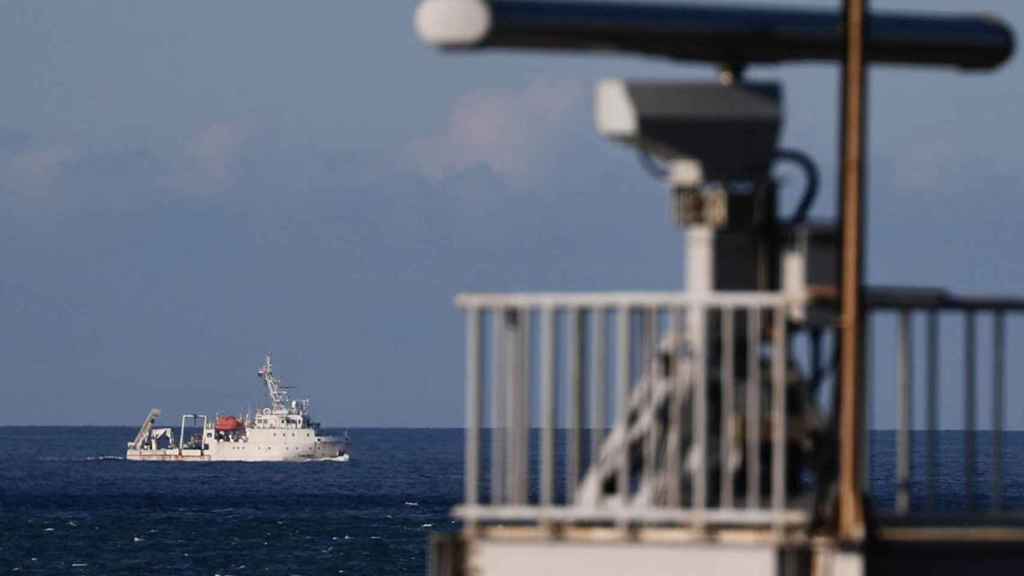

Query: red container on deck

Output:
[215, 416, 244, 431]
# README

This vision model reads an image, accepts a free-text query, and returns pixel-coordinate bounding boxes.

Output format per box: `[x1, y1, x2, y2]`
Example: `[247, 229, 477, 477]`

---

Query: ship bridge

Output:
[415, 1, 1024, 575]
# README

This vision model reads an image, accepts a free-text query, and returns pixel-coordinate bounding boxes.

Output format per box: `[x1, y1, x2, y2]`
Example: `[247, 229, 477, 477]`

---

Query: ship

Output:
[126, 354, 349, 462]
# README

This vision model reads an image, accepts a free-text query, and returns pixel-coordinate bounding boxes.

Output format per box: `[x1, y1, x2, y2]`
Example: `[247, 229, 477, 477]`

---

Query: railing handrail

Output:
[866, 286, 1024, 311]
[458, 285, 1024, 311]
[456, 290, 798, 309]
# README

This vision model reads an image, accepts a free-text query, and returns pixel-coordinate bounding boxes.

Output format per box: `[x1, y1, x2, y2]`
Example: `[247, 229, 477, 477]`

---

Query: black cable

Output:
[636, 149, 668, 181]
[773, 149, 819, 226]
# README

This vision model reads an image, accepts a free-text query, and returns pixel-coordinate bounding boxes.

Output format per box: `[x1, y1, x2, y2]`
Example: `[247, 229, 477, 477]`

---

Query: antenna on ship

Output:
[259, 352, 289, 410]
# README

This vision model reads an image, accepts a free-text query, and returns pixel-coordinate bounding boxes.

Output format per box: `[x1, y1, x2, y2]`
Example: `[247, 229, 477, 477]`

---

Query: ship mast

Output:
[258, 353, 288, 410]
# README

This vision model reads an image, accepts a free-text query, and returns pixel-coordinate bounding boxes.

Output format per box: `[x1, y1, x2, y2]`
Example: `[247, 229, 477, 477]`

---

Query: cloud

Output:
[181, 121, 247, 194]
[3, 145, 74, 197]
[408, 78, 585, 186]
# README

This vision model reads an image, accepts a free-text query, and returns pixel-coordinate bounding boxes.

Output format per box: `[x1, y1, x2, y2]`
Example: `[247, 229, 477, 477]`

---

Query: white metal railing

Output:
[457, 291, 810, 529]
[867, 289, 1024, 518]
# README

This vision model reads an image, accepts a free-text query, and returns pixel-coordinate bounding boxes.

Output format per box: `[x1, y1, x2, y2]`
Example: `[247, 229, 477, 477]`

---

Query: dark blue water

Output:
[869, 430, 1024, 513]
[0, 428, 461, 575]
[3, 428, 1024, 575]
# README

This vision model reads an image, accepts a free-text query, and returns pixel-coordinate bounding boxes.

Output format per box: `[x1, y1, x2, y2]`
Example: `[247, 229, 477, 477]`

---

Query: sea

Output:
[2, 428, 1023, 575]
[0, 428, 460, 576]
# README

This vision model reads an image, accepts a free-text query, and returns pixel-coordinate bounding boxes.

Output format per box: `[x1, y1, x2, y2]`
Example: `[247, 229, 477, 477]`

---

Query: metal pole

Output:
[541, 307, 556, 508]
[491, 309, 505, 505]
[617, 306, 631, 520]
[693, 303, 708, 527]
[591, 309, 608, 464]
[720, 307, 735, 508]
[516, 308, 531, 505]
[746, 309, 762, 510]
[668, 308, 684, 508]
[838, 0, 868, 541]
[568, 308, 585, 501]
[465, 308, 482, 515]
[965, 311, 976, 511]
[505, 309, 520, 504]
[993, 312, 1006, 511]
[897, 311, 913, 514]
[926, 311, 940, 510]
[180, 414, 187, 456]
[771, 307, 787, 526]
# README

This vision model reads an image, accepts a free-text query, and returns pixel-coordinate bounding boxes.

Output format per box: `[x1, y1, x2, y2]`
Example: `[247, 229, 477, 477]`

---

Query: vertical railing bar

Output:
[965, 311, 976, 511]
[540, 306, 556, 508]
[746, 308, 762, 510]
[993, 311, 1005, 512]
[617, 305, 632, 520]
[517, 307, 531, 505]
[721, 306, 735, 509]
[491, 307, 505, 505]
[897, 310, 913, 515]
[504, 309, 518, 505]
[863, 313, 873, 493]
[644, 306, 658, 499]
[465, 307, 482, 517]
[693, 303, 708, 526]
[667, 307, 683, 508]
[926, 311, 939, 511]
[591, 308, 607, 469]
[771, 306, 787, 524]
[567, 308, 585, 502]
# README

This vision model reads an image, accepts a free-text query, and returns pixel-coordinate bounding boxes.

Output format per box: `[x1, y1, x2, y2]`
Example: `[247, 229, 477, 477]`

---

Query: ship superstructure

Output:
[126, 355, 348, 462]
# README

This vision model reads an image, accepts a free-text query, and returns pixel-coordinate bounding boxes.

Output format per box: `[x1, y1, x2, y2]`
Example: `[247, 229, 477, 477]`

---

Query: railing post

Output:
[465, 307, 483, 521]
[771, 306, 787, 526]
[667, 307, 684, 508]
[540, 306, 556, 509]
[591, 308, 607, 468]
[746, 308, 762, 510]
[491, 308, 505, 505]
[568, 308, 585, 502]
[693, 303, 708, 528]
[616, 305, 631, 520]
[516, 308, 531, 505]
[643, 306, 658, 500]
[720, 307, 736, 509]
[965, 311, 976, 511]
[993, 312, 1005, 511]
[926, 311, 940, 511]
[897, 311, 913, 514]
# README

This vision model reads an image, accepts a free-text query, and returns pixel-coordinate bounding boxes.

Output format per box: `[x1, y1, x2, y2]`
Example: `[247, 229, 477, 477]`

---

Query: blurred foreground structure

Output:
[415, 1, 1021, 574]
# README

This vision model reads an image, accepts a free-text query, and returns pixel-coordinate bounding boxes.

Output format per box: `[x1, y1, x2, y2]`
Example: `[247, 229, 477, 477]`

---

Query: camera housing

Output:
[595, 80, 781, 183]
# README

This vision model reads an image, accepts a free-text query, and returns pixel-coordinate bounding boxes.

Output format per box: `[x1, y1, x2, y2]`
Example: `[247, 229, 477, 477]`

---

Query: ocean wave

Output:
[305, 454, 350, 463]
[37, 455, 125, 463]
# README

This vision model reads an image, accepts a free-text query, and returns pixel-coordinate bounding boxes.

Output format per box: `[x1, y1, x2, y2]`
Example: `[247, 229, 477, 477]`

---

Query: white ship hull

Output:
[126, 432, 347, 462]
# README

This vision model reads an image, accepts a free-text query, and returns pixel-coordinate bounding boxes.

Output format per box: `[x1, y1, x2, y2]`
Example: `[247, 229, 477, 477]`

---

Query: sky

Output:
[2, 0, 1024, 429]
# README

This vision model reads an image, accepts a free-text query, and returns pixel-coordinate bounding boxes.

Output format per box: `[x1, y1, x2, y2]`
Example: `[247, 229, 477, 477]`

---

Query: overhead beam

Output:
[416, 0, 1013, 70]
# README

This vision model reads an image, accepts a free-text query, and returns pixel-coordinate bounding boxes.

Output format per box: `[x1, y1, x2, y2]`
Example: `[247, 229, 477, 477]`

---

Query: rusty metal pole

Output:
[838, 0, 868, 541]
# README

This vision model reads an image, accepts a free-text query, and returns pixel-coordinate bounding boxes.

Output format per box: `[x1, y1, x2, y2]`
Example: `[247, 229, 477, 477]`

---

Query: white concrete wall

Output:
[470, 539, 779, 576]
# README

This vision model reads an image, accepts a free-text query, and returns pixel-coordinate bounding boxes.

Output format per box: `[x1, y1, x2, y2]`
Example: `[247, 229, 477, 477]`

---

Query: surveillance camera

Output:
[595, 79, 782, 182]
